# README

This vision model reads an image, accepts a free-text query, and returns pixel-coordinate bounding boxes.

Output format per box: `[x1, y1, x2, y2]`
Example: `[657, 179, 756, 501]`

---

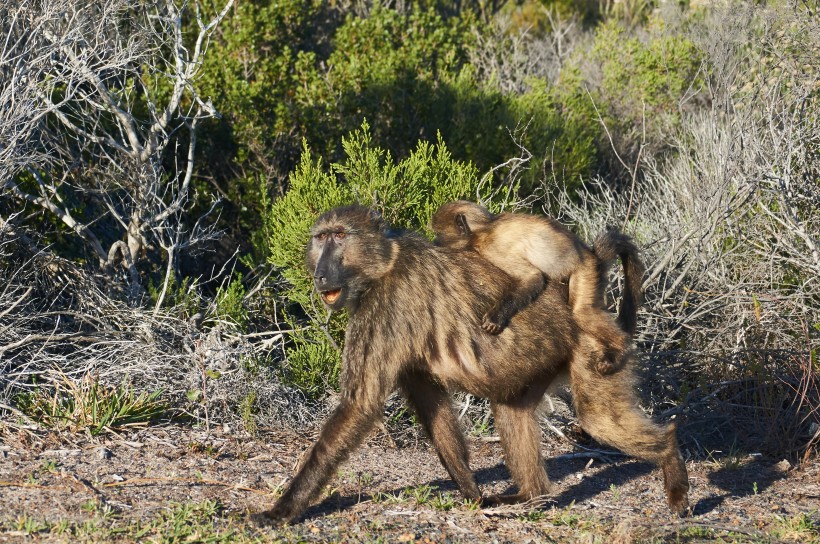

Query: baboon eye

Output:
[334, 232, 346, 240]
[316, 233, 327, 241]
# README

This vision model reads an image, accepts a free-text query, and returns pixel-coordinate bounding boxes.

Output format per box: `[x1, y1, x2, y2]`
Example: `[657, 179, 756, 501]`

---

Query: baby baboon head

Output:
[431, 200, 494, 250]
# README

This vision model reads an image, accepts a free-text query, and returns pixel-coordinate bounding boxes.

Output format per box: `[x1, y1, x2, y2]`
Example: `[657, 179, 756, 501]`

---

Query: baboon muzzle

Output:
[313, 247, 345, 307]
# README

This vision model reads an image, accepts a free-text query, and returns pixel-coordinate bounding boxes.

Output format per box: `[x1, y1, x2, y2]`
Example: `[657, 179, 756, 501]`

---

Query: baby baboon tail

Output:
[593, 229, 646, 337]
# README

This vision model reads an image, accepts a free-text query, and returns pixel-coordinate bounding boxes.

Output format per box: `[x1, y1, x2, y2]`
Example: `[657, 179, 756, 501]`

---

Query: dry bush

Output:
[0, 0, 319, 434]
[544, 2, 818, 459]
[468, 8, 583, 93]
[0, 219, 314, 434]
[0, 0, 232, 302]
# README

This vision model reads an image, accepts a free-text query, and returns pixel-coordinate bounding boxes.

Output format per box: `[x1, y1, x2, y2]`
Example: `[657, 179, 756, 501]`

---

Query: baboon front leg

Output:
[486, 384, 553, 505]
[483, 273, 546, 334]
[257, 400, 380, 525]
[402, 372, 481, 501]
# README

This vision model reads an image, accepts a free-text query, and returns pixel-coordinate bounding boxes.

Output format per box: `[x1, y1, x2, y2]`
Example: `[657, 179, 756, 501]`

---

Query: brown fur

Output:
[432, 200, 645, 375]
[256, 205, 688, 525]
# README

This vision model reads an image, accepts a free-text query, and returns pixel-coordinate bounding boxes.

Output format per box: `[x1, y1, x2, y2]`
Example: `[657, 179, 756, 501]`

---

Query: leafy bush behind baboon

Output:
[264, 123, 492, 397]
[195, 2, 601, 254]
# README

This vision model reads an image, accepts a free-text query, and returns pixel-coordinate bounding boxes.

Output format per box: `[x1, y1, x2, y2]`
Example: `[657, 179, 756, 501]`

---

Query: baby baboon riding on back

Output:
[432, 200, 644, 375]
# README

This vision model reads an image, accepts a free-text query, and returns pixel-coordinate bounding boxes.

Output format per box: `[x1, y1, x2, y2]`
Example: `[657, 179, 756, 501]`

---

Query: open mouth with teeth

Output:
[321, 289, 342, 305]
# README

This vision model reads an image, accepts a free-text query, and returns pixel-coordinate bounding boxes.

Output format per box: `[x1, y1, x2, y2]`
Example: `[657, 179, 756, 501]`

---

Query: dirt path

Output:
[1, 426, 818, 542]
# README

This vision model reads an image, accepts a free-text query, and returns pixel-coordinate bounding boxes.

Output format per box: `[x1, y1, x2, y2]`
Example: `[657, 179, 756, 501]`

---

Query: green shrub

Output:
[592, 19, 704, 114]
[509, 78, 598, 192]
[215, 275, 249, 332]
[312, 6, 597, 194]
[194, 3, 599, 249]
[583, 18, 706, 163]
[192, 0, 331, 255]
[265, 123, 489, 397]
[147, 276, 200, 320]
[17, 376, 167, 436]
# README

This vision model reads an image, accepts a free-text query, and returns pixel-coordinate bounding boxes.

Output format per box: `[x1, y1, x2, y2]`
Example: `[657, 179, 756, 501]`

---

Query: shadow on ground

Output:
[299, 456, 659, 521]
[692, 459, 790, 516]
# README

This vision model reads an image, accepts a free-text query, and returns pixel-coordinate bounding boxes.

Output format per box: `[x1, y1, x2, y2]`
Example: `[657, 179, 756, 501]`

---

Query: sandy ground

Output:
[1, 424, 818, 542]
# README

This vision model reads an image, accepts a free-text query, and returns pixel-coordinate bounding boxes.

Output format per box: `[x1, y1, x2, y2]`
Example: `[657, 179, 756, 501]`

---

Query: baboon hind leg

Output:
[486, 383, 553, 505]
[571, 367, 690, 516]
[568, 254, 630, 375]
[402, 372, 481, 501]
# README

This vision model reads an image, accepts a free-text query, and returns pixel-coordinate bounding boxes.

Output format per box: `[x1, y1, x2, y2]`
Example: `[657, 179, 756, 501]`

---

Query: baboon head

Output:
[431, 200, 494, 249]
[305, 205, 398, 311]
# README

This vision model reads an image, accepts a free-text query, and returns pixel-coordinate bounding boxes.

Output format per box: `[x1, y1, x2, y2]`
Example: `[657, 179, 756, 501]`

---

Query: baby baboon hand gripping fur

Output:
[432, 200, 645, 375]
[255, 205, 688, 525]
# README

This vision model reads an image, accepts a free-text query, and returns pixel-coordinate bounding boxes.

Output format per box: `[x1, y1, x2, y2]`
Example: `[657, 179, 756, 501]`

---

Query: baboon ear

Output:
[367, 208, 388, 230]
[456, 213, 471, 236]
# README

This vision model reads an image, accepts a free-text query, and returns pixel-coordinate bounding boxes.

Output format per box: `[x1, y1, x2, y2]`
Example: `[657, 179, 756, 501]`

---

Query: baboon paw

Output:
[595, 358, 626, 375]
[250, 507, 291, 527]
[595, 360, 617, 375]
[667, 490, 691, 517]
[669, 498, 691, 518]
[482, 312, 506, 335]
[481, 319, 503, 335]
[481, 491, 551, 507]
[479, 494, 506, 507]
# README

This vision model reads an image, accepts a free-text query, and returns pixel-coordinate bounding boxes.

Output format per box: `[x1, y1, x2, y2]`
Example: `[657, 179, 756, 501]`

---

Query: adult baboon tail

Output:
[593, 229, 646, 337]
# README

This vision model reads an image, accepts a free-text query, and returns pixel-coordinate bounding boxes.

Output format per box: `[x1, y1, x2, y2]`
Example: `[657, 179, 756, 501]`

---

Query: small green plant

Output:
[431, 491, 457, 511]
[409, 484, 435, 506]
[371, 491, 387, 504]
[215, 274, 249, 332]
[609, 483, 621, 501]
[552, 503, 581, 528]
[753, 481, 759, 495]
[239, 392, 257, 436]
[705, 444, 745, 471]
[77, 519, 99, 537]
[147, 275, 200, 320]
[18, 375, 167, 436]
[677, 526, 716, 539]
[357, 472, 373, 487]
[187, 442, 218, 456]
[40, 459, 59, 473]
[51, 519, 70, 535]
[470, 410, 493, 436]
[15, 515, 48, 536]
[372, 489, 407, 505]
[772, 512, 819, 541]
[519, 509, 546, 522]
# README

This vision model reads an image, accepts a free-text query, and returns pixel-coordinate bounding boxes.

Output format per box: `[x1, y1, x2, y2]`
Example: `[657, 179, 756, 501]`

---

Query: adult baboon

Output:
[432, 200, 644, 375]
[256, 205, 688, 525]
